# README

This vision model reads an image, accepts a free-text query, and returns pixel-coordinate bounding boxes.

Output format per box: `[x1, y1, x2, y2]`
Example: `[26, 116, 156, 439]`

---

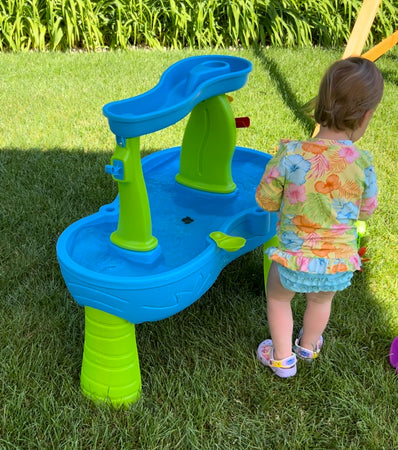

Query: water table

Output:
[57, 55, 277, 405]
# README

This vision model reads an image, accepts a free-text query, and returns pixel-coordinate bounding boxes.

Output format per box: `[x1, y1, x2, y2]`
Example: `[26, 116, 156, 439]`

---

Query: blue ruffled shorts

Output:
[278, 265, 354, 293]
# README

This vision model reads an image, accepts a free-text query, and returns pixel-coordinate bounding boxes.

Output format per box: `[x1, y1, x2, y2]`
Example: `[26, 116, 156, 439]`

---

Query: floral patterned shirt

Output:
[256, 139, 378, 274]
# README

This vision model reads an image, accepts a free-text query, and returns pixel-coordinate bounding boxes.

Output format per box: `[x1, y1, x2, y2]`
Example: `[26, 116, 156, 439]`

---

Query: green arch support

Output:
[176, 94, 237, 193]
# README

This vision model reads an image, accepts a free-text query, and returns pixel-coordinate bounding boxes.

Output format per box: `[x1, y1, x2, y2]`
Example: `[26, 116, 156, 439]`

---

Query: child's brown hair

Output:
[314, 57, 384, 131]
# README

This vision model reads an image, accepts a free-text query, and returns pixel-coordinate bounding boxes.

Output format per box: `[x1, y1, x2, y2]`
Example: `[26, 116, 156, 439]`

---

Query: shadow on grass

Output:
[253, 46, 398, 107]
[252, 46, 315, 136]
[1, 146, 397, 447]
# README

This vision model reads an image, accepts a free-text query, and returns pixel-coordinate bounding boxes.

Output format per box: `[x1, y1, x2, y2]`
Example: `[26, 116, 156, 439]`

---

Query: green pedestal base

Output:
[80, 307, 141, 406]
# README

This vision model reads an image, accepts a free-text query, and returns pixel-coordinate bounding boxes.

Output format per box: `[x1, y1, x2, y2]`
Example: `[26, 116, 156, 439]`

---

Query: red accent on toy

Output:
[390, 337, 398, 373]
[358, 247, 370, 265]
[235, 117, 250, 128]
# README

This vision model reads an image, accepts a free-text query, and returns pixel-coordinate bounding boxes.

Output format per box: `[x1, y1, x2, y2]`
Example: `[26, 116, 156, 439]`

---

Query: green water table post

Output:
[263, 235, 279, 295]
[176, 94, 237, 193]
[80, 306, 141, 406]
[106, 136, 158, 251]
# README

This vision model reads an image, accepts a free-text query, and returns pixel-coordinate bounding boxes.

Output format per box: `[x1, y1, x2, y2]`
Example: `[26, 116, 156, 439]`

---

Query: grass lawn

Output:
[0, 47, 397, 448]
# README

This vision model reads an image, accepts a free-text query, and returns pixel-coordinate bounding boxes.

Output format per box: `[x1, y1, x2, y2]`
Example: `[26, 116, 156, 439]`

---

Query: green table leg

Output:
[80, 306, 141, 406]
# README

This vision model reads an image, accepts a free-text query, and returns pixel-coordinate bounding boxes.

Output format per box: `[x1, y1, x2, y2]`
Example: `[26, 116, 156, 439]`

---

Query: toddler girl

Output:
[255, 57, 384, 378]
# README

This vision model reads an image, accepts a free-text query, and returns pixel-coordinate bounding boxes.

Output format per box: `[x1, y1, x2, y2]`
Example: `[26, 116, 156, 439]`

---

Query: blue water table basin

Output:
[57, 55, 277, 406]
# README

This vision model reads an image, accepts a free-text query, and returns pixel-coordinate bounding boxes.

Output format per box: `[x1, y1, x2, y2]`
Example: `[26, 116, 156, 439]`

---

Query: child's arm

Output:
[358, 164, 378, 220]
[256, 144, 285, 212]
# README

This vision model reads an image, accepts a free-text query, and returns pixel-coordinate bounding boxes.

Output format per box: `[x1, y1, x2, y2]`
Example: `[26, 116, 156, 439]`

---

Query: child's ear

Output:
[352, 109, 375, 142]
[361, 109, 374, 124]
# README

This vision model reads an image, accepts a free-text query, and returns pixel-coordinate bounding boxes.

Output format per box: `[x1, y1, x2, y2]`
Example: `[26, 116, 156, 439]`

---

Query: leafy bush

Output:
[0, 0, 397, 51]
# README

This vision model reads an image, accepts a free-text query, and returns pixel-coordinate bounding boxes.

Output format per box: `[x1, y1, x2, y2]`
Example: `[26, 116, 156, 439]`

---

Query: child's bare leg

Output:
[299, 291, 335, 351]
[266, 262, 295, 360]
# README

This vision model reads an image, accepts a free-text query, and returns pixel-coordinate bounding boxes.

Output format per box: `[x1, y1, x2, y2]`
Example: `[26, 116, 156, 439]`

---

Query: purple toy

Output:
[389, 337, 398, 373]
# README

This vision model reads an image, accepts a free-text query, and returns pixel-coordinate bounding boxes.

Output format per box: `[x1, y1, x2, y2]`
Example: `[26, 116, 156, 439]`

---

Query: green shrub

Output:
[0, 0, 397, 51]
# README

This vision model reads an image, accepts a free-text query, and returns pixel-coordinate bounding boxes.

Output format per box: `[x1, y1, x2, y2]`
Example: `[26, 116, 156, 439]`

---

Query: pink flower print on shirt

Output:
[288, 250, 304, 257]
[285, 183, 306, 204]
[339, 146, 360, 164]
[306, 232, 322, 249]
[331, 223, 350, 235]
[349, 254, 361, 270]
[361, 195, 378, 215]
[297, 256, 311, 271]
[264, 166, 280, 184]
